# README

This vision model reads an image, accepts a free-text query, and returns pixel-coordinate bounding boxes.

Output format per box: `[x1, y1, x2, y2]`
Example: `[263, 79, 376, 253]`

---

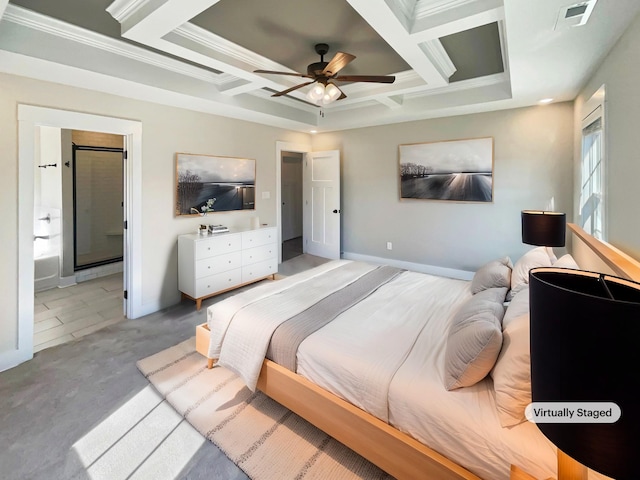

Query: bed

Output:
[204, 224, 635, 480]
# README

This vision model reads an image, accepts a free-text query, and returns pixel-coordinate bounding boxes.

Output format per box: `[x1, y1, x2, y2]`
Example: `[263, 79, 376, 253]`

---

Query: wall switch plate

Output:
[386, 242, 392, 250]
[262, 191, 270, 199]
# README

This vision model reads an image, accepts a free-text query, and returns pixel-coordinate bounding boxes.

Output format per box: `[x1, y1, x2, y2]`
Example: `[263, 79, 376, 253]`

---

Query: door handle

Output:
[332, 209, 341, 213]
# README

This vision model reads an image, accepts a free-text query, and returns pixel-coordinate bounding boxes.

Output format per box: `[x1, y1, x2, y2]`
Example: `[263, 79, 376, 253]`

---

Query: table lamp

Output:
[521, 210, 566, 262]
[529, 267, 640, 480]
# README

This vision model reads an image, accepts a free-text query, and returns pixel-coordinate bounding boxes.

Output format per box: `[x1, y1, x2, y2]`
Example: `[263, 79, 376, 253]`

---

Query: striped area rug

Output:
[136, 337, 394, 480]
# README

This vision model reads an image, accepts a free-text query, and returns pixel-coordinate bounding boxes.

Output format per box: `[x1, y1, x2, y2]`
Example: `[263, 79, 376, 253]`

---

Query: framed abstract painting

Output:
[175, 153, 256, 216]
[399, 137, 494, 202]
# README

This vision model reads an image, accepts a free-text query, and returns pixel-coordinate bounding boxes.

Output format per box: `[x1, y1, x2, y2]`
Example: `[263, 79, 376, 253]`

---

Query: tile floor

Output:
[33, 273, 125, 352]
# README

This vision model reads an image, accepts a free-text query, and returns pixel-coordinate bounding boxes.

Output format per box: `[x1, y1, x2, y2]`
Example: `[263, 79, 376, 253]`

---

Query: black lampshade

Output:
[521, 210, 566, 247]
[529, 267, 640, 480]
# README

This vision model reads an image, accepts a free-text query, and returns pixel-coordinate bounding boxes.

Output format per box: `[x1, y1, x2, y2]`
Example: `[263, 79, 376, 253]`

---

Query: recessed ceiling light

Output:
[310, 130, 318, 134]
[539, 98, 554, 104]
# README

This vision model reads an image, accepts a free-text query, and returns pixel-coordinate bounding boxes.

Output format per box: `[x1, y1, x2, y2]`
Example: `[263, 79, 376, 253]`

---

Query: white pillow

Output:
[444, 294, 505, 390]
[503, 285, 529, 329]
[470, 258, 513, 294]
[510, 247, 554, 293]
[491, 312, 531, 427]
[553, 253, 580, 269]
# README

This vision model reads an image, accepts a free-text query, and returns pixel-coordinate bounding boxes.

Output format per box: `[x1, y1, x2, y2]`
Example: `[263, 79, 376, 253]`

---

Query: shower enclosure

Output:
[73, 145, 124, 270]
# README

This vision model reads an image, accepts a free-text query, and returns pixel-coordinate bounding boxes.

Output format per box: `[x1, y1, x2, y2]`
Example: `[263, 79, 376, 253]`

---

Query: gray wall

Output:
[0, 72, 309, 356]
[312, 103, 575, 272]
[574, 11, 640, 260]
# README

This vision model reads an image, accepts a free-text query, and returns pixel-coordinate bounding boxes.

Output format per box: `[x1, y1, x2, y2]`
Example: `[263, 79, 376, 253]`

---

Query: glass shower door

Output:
[73, 145, 124, 270]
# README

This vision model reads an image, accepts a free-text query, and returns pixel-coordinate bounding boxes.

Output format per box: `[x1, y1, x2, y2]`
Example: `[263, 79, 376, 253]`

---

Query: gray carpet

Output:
[0, 254, 329, 480]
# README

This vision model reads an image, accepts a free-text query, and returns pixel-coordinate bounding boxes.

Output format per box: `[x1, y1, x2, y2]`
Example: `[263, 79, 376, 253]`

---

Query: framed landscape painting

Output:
[399, 137, 494, 202]
[176, 153, 256, 216]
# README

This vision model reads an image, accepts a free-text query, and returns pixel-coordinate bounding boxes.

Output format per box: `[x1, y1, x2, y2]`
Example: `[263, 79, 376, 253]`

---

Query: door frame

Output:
[6, 105, 142, 371]
[276, 141, 311, 264]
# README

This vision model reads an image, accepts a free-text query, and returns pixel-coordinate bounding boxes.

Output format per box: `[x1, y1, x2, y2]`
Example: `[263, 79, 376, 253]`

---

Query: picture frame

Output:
[175, 153, 256, 216]
[398, 137, 494, 202]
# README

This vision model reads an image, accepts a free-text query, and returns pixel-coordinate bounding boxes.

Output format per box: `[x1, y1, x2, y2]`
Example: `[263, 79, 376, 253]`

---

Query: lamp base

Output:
[545, 246, 558, 263]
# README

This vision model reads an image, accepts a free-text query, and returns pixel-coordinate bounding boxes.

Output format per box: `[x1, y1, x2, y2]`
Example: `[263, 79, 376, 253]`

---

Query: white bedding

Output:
[206, 260, 562, 480]
[208, 260, 377, 390]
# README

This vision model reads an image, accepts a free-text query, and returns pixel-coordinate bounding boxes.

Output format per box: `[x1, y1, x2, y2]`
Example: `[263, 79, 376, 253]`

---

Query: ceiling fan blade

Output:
[272, 81, 315, 97]
[322, 52, 356, 76]
[254, 69, 310, 78]
[334, 75, 396, 83]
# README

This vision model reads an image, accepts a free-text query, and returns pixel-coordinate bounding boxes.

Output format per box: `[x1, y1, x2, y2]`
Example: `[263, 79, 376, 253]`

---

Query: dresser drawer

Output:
[195, 234, 241, 260]
[241, 259, 277, 283]
[242, 244, 276, 266]
[195, 268, 242, 298]
[195, 251, 242, 278]
[242, 228, 276, 249]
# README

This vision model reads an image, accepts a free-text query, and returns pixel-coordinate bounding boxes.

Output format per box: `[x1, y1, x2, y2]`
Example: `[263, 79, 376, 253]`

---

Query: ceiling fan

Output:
[254, 43, 396, 105]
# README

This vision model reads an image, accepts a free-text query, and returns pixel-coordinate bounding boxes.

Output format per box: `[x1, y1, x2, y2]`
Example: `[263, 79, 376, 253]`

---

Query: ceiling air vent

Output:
[554, 0, 598, 30]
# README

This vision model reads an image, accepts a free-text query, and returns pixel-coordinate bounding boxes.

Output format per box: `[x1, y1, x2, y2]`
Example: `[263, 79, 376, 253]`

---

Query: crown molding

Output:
[106, 0, 151, 23]
[420, 39, 457, 79]
[3, 4, 218, 84]
[414, 0, 477, 20]
[172, 22, 295, 74]
[403, 71, 507, 98]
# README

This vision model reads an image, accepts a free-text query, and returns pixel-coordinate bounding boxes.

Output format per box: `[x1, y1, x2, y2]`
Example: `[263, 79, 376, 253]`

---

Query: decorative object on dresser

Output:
[399, 137, 494, 203]
[529, 267, 640, 480]
[175, 153, 256, 216]
[178, 226, 277, 310]
[521, 210, 566, 262]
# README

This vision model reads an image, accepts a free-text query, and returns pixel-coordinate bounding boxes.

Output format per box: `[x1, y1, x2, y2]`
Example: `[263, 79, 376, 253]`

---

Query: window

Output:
[580, 87, 605, 240]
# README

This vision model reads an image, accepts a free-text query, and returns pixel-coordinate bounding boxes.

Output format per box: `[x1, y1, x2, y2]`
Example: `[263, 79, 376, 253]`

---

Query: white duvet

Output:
[207, 261, 568, 480]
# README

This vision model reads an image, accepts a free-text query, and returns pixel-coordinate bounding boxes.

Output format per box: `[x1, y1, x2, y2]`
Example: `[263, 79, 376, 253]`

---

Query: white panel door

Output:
[303, 150, 340, 259]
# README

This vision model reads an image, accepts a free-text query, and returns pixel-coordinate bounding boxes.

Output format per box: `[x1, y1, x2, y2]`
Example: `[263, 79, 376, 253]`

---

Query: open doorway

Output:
[33, 128, 126, 352]
[6, 105, 142, 372]
[281, 152, 303, 261]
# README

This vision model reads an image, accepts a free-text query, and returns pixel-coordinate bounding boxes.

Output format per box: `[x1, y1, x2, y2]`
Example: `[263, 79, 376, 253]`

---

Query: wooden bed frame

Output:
[207, 223, 639, 480]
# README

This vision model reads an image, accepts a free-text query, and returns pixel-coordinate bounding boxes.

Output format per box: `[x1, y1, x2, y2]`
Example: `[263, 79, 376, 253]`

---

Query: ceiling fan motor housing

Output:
[307, 61, 329, 78]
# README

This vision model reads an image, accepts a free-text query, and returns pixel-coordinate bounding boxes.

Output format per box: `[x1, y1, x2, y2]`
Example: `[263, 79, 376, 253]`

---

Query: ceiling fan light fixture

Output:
[323, 83, 341, 104]
[307, 83, 325, 102]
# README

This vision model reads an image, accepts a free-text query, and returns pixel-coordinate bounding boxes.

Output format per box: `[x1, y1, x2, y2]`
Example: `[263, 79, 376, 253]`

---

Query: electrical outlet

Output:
[386, 242, 392, 250]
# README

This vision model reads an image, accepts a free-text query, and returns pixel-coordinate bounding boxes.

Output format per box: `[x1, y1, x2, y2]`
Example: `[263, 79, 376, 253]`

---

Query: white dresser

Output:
[178, 226, 277, 310]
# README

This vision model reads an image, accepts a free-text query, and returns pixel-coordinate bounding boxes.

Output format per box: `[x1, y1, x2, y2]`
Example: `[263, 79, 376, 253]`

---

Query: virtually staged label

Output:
[525, 402, 621, 423]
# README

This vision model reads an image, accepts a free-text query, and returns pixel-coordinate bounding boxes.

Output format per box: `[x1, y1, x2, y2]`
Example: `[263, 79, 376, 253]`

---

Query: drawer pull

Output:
[228, 260, 231, 263]
[208, 266, 211, 269]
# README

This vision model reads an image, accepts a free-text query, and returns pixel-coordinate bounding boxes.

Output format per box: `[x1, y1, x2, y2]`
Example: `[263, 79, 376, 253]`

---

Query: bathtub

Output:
[34, 255, 60, 292]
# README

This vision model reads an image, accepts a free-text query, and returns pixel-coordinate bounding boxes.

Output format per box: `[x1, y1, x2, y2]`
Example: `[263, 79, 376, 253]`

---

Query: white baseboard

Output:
[341, 252, 474, 281]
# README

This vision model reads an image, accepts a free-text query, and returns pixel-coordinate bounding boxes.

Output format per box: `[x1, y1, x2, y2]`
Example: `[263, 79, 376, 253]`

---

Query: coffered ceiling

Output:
[1, 0, 639, 132]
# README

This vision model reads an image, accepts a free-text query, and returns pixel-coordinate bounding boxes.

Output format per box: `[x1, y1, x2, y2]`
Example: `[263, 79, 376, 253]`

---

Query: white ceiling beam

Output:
[218, 79, 261, 96]
[345, 0, 450, 87]
[0, 0, 9, 20]
[108, 0, 220, 41]
[376, 96, 404, 109]
[410, 0, 504, 42]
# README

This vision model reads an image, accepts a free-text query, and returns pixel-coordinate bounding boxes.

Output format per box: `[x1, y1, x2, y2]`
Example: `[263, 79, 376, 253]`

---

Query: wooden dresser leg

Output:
[196, 298, 202, 311]
[207, 358, 214, 369]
